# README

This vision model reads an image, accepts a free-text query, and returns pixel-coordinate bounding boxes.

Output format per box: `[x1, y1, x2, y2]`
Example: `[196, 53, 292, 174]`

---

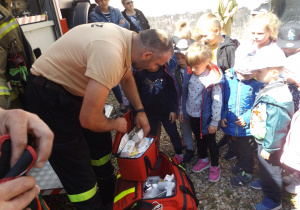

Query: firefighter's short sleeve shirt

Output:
[31, 22, 134, 96]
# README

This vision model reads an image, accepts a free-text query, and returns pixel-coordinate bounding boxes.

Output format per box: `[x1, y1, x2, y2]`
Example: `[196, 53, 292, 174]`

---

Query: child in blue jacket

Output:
[221, 61, 263, 187]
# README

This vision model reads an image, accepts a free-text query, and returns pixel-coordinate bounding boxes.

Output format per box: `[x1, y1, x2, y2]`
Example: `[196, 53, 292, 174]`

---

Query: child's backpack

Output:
[0, 134, 50, 210]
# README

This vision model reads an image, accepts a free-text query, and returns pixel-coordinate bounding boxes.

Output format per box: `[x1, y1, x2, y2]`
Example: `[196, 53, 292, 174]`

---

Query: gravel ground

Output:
[43, 92, 300, 209]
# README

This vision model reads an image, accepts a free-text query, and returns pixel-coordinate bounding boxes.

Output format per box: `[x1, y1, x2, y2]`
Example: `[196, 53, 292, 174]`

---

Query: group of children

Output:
[132, 10, 300, 210]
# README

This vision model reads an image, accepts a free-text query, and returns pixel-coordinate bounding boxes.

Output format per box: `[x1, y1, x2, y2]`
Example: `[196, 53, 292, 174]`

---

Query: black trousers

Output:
[258, 144, 282, 203]
[25, 77, 114, 210]
[230, 136, 255, 174]
[189, 116, 219, 166]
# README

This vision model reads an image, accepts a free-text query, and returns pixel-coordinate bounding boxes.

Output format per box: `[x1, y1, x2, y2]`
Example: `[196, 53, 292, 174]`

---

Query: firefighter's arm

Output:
[0, 176, 39, 210]
[0, 46, 10, 109]
[120, 69, 150, 136]
[80, 79, 127, 133]
[0, 109, 53, 168]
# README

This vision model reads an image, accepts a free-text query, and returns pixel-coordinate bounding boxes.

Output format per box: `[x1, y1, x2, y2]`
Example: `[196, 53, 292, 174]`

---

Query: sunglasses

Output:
[125, 1, 134, 5]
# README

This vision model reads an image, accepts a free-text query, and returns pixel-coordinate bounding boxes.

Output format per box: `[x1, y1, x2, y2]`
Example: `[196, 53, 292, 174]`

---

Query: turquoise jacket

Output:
[250, 80, 294, 153]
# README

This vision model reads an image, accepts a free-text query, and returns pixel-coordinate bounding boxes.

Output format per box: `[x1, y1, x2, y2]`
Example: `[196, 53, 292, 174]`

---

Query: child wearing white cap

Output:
[249, 44, 294, 210]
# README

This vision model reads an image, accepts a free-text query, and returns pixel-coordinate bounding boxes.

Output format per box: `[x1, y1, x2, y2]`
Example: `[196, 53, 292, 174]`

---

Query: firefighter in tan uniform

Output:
[0, 5, 34, 109]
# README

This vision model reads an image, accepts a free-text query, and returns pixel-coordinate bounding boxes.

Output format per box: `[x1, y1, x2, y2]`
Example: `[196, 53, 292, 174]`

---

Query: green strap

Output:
[0, 86, 10, 95]
[91, 152, 111, 166]
[114, 187, 135, 203]
[68, 183, 97, 203]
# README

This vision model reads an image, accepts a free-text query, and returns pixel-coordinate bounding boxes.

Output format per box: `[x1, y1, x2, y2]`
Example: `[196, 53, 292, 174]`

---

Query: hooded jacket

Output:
[250, 80, 294, 153]
[89, 6, 129, 29]
[222, 68, 263, 137]
[122, 9, 150, 33]
[181, 63, 224, 137]
[217, 35, 239, 73]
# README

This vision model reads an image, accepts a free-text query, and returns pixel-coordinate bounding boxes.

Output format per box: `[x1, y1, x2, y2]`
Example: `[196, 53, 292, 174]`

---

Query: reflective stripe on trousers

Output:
[68, 183, 98, 203]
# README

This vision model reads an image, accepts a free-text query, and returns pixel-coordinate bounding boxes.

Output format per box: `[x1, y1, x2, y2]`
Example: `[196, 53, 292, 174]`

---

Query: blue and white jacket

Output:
[221, 68, 263, 137]
[89, 6, 130, 29]
[181, 63, 224, 137]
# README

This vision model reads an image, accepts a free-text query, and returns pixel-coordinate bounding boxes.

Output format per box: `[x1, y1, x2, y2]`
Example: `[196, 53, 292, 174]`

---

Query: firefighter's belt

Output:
[31, 75, 69, 95]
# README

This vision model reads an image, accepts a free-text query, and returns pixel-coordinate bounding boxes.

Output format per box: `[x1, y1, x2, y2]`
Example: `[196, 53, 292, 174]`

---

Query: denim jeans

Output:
[258, 144, 282, 203]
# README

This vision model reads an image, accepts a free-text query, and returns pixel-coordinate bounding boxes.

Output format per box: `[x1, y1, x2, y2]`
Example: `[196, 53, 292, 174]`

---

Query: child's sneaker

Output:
[231, 163, 243, 175]
[174, 154, 183, 164]
[183, 149, 194, 163]
[254, 197, 282, 210]
[192, 159, 210, 173]
[285, 180, 300, 194]
[230, 171, 252, 187]
[250, 179, 262, 190]
[208, 166, 221, 182]
[283, 172, 299, 185]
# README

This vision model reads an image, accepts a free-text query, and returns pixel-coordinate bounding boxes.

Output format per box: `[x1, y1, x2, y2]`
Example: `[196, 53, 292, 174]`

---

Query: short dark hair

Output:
[138, 29, 174, 56]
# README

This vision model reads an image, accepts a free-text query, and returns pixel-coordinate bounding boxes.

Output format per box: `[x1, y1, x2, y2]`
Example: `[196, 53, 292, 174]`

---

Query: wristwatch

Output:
[135, 108, 145, 113]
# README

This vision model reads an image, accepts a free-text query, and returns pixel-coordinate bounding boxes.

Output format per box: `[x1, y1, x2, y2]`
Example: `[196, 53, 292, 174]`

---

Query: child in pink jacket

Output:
[281, 110, 300, 195]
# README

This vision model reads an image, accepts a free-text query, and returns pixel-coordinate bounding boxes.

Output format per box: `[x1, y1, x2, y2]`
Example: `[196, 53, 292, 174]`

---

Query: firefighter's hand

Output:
[0, 109, 53, 168]
[221, 118, 227, 127]
[169, 112, 177, 124]
[0, 176, 39, 210]
[179, 114, 185, 122]
[235, 117, 246, 127]
[208, 125, 218, 134]
[119, 19, 125, 24]
[135, 112, 150, 137]
[260, 149, 270, 160]
[115, 118, 127, 133]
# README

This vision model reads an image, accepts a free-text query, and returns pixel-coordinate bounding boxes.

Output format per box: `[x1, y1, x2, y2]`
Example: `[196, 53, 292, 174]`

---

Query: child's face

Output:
[196, 26, 218, 46]
[253, 68, 273, 84]
[175, 53, 187, 68]
[191, 60, 210, 76]
[281, 48, 300, 57]
[251, 23, 271, 48]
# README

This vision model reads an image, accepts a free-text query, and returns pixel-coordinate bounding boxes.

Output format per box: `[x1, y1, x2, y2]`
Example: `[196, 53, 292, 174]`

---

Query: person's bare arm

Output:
[120, 70, 150, 135]
[80, 79, 127, 133]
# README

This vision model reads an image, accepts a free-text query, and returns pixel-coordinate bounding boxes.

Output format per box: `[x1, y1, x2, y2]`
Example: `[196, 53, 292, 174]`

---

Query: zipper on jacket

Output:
[235, 81, 242, 137]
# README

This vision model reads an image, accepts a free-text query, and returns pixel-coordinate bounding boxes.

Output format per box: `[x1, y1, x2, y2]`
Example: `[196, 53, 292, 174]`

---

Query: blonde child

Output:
[193, 12, 239, 155]
[221, 12, 281, 162]
[181, 43, 224, 182]
[193, 12, 238, 74]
